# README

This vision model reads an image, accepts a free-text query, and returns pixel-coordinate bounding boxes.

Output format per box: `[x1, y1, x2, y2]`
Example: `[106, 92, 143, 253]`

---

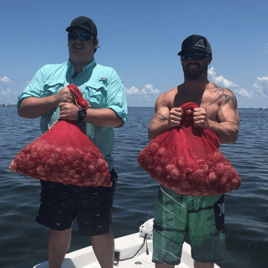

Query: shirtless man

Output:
[149, 35, 239, 268]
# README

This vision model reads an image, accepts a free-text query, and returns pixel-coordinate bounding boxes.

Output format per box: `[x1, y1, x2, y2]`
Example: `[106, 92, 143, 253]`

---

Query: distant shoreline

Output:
[1, 105, 267, 110]
[127, 106, 268, 109]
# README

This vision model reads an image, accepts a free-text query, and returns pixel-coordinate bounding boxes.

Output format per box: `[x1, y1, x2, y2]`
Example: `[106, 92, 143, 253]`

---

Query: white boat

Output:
[3, 102, 11, 107]
[33, 219, 220, 268]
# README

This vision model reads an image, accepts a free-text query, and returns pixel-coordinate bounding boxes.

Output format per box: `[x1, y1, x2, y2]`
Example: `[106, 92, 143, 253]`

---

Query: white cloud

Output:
[0, 76, 11, 83]
[144, 84, 160, 94]
[124, 86, 140, 95]
[208, 67, 254, 98]
[253, 76, 268, 96]
[2, 89, 11, 95]
[124, 84, 160, 96]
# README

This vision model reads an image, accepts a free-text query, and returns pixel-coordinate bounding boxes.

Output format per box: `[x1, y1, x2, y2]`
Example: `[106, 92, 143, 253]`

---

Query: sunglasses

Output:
[68, 32, 94, 41]
[180, 52, 209, 61]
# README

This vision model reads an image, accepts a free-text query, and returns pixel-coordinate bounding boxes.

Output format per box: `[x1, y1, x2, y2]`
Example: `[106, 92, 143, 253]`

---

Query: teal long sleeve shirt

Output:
[17, 60, 128, 171]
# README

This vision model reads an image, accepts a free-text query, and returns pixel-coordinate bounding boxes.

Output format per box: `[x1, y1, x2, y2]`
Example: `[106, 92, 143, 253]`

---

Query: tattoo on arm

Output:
[210, 84, 238, 110]
[156, 112, 168, 121]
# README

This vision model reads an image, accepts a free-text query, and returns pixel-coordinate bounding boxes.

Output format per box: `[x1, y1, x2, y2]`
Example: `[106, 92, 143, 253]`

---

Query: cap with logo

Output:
[66, 16, 97, 37]
[178, 35, 212, 56]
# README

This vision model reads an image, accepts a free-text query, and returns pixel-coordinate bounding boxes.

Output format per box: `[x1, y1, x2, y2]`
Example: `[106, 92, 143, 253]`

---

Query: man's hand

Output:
[168, 108, 183, 128]
[55, 86, 73, 104]
[59, 102, 80, 121]
[192, 107, 210, 129]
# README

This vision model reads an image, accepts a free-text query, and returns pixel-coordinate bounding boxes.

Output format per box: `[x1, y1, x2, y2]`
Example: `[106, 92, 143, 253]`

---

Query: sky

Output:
[0, 0, 268, 108]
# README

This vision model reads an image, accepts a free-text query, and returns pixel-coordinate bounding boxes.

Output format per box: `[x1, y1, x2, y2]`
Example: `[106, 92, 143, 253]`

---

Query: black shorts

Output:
[36, 169, 117, 236]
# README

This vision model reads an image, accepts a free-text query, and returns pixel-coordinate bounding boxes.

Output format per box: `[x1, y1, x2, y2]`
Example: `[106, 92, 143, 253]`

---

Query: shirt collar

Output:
[67, 59, 96, 76]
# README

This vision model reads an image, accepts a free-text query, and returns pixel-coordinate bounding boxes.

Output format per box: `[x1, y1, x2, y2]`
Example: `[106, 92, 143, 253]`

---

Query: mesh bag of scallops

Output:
[137, 102, 241, 196]
[9, 84, 111, 187]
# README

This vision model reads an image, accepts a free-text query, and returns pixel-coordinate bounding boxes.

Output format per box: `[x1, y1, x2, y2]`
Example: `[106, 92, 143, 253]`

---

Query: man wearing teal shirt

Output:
[18, 16, 127, 268]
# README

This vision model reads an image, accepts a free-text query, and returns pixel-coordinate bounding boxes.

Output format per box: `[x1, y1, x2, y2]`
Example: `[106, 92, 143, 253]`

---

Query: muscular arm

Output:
[209, 102, 239, 144]
[148, 93, 183, 141]
[193, 87, 239, 144]
[148, 108, 169, 141]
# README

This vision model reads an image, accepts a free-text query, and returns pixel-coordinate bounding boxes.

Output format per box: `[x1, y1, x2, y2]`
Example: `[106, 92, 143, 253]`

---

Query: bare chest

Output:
[172, 88, 220, 122]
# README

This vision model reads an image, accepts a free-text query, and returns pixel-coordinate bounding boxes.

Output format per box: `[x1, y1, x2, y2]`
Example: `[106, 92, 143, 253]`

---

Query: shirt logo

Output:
[195, 39, 206, 49]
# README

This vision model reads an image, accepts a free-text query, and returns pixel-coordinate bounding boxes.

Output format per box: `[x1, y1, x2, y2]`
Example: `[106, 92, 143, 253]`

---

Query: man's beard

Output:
[183, 62, 208, 80]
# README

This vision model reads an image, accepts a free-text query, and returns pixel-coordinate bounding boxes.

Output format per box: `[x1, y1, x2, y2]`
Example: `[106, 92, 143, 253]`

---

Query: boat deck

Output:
[34, 232, 220, 268]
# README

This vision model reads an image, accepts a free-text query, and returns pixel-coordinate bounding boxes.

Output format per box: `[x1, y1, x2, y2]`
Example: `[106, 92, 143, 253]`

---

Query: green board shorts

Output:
[153, 186, 225, 265]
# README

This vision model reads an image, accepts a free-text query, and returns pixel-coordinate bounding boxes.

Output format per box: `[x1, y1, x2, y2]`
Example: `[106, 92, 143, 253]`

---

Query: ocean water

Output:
[0, 106, 267, 268]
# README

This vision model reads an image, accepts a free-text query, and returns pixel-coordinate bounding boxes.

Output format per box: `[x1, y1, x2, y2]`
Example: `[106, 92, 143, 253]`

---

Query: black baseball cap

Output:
[178, 35, 212, 55]
[66, 16, 97, 37]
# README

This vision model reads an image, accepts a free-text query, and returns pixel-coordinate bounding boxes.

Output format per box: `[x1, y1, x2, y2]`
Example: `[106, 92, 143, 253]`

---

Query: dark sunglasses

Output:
[68, 32, 94, 41]
[180, 52, 209, 61]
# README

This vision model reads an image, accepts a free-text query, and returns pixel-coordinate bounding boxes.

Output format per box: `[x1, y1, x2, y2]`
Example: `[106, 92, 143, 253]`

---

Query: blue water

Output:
[0, 106, 267, 268]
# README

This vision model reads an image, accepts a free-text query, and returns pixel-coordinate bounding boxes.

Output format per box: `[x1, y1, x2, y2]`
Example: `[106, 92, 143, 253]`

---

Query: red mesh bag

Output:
[137, 102, 241, 196]
[9, 84, 111, 187]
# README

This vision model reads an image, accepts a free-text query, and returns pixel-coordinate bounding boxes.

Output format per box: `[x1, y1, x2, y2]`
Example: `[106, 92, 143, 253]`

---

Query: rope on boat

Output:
[114, 234, 149, 266]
